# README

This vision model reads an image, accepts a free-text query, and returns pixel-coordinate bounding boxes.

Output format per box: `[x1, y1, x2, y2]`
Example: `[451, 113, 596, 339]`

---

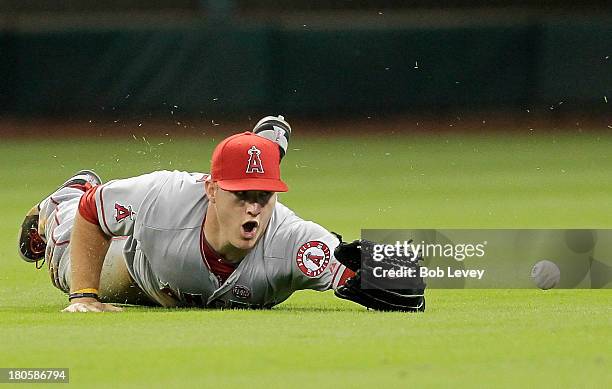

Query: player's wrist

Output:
[68, 297, 100, 304]
[68, 288, 100, 302]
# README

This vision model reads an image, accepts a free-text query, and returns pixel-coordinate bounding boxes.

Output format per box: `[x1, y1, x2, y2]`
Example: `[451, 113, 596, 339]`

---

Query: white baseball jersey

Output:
[87, 170, 349, 308]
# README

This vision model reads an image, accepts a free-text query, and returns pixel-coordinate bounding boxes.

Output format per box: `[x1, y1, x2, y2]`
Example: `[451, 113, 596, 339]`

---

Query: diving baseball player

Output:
[17, 116, 425, 313]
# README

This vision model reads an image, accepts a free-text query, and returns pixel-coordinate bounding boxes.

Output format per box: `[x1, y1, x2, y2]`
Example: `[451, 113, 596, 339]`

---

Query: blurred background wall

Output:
[0, 1, 610, 120]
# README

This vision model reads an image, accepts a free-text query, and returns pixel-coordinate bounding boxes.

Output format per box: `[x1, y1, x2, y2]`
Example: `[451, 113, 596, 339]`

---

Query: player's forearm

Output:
[69, 212, 111, 294]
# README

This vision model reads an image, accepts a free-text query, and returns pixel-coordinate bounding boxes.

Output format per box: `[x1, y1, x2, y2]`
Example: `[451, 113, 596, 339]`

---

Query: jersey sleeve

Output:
[80, 171, 171, 237]
[287, 221, 355, 291]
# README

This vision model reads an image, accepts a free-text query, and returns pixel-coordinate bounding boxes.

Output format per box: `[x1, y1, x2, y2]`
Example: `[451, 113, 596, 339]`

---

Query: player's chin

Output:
[233, 236, 258, 250]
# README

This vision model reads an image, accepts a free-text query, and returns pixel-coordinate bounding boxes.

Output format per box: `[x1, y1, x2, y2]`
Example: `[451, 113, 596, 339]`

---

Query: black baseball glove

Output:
[333, 238, 426, 312]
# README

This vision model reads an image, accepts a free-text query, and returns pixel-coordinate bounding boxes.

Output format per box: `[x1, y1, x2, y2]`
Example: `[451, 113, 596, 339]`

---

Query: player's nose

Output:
[246, 201, 262, 216]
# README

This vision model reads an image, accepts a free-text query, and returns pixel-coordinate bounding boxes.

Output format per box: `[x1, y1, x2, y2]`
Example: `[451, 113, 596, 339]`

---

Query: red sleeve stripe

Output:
[330, 264, 341, 288]
[51, 212, 70, 246]
[335, 267, 356, 289]
[50, 197, 60, 206]
[98, 185, 115, 236]
[78, 185, 100, 225]
[51, 236, 70, 246]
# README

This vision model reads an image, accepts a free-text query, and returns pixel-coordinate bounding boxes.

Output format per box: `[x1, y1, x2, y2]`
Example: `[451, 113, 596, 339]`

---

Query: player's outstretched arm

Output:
[62, 213, 122, 313]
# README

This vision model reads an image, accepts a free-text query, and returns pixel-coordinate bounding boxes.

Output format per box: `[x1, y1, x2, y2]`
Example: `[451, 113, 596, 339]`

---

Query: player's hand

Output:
[61, 299, 123, 313]
[334, 239, 426, 312]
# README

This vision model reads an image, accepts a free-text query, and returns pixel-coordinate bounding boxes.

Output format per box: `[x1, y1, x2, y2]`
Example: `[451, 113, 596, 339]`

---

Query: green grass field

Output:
[1, 130, 610, 387]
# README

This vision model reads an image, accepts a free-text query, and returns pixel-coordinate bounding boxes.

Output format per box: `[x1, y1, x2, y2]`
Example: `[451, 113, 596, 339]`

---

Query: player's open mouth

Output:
[241, 221, 259, 239]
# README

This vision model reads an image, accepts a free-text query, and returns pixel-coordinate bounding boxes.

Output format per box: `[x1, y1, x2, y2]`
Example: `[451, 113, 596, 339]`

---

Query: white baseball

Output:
[531, 260, 561, 290]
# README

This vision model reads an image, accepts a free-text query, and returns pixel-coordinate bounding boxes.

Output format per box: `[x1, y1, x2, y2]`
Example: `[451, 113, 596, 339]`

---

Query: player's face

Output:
[210, 184, 276, 251]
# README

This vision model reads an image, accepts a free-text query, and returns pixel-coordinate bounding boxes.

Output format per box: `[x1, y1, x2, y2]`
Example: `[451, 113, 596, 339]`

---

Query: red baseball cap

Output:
[210, 132, 289, 192]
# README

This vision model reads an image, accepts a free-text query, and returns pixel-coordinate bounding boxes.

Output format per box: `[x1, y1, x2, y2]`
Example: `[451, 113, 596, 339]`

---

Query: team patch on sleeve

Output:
[114, 202, 135, 222]
[296, 241, 331, 277]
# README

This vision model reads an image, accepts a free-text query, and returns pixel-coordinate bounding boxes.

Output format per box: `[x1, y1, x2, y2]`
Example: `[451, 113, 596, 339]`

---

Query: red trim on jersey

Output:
[203, 238, 238, 284]
[199, 218, 238, 285]
[68, 182, 93, 192]
[51, 237, 70, 246]
[98, 185, 113, 235]
[50, 212, 70, 246]
[331, 262, 341, 278]
[336, 267, 356, 288]
[78, 185, 100, 225]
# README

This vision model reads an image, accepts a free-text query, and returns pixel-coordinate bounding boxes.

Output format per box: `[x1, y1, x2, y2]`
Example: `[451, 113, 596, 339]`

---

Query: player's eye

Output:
[258, 191, 273, 204]
[233, 191, 273, 205]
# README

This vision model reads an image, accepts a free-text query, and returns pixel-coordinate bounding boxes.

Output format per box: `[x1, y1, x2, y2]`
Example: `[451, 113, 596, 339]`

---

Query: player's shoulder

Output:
[160, 170, 209, 186]
[268, 202, 331, 244]
[137, 170, 208, 229]
[125, 169, 207, 180]
[147, 169, 207, 181]
[105, 170, 177, 187]
[105, 170, 207, 194]
[153, 170, 208, 199]
[125, 170, 208, 191]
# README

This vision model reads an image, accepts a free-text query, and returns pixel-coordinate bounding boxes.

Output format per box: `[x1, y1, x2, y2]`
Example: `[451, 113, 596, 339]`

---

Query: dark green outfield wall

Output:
[1, 26, 276, 115]
[1, 19, 611, 116]
[275, 25, 539, 113]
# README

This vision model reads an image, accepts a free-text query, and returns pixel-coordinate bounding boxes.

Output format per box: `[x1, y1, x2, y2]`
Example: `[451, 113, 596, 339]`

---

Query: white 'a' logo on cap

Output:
[246, 145, 264, 174]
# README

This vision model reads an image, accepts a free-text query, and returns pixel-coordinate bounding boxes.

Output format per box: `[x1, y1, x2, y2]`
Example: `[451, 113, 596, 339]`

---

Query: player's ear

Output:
[205, 180, 217, 203]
